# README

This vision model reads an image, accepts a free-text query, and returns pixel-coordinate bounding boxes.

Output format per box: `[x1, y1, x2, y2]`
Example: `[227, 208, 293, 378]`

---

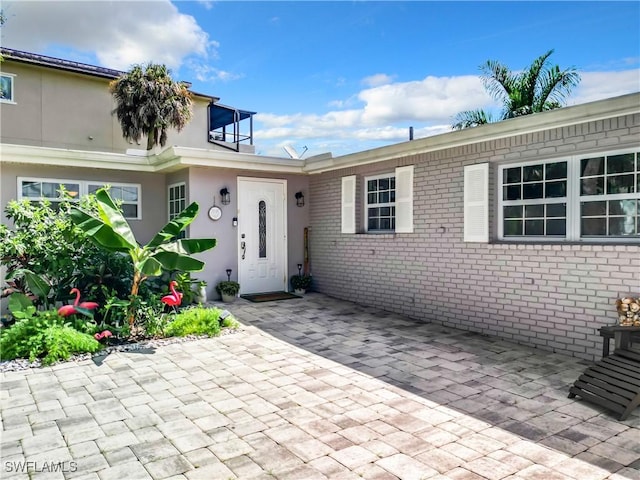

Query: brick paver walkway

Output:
[1, 293, 638, 479]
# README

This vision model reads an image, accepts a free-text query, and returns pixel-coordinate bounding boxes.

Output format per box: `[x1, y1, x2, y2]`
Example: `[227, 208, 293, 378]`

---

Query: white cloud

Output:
[255, 74, 492, 140]
[255, 68, 639, 157]
[189, 62, 243, 83]
[197, 0, 214, 10]
[359, 75, 490, 125]
[570, 70, 640, 105]
[362, 73, 396, 87]
[1, 0, 213, 70]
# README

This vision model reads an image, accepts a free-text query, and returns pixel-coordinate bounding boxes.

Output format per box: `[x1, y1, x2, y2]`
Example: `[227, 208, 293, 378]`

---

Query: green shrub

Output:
[41, 325, 101, 365]
[0, 309, 100, 364]
[165, 306, 222, 337]
[0, 195, 135, 314]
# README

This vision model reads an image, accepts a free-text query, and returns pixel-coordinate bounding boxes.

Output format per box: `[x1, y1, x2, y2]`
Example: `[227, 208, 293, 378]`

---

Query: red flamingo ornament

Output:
[71, 288, 99, 310]
[161, 281, 183, 308]
[57, 303, 78, 317]
[57, 288, 99, 317]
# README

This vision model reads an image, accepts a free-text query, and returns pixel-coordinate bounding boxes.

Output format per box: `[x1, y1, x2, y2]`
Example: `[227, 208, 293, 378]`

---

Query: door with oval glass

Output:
[237, 177, 287, 294]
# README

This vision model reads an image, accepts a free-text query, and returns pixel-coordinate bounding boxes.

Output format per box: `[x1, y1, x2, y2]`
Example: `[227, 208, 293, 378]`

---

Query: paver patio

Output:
[1, 293, 638, 480]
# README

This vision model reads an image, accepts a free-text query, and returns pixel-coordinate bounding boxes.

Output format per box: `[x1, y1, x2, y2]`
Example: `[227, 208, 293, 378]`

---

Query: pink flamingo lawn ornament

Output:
[94, 330, 113, 341]
[57, 288, 99, 317]
[161, 281, 183, 310]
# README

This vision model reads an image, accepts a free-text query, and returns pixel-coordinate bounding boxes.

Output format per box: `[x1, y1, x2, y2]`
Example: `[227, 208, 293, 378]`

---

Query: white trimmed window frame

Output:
[168, 182, 186, 221]
[17, 177, 142, 220]
[364, 172, 396, 232]
[168, 182, 187, 239]
[1, 73, 16, 104]
[498, 147, 640, 242]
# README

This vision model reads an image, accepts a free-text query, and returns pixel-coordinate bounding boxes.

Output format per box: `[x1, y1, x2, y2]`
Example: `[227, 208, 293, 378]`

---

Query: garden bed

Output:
[0, 324, 242, 373]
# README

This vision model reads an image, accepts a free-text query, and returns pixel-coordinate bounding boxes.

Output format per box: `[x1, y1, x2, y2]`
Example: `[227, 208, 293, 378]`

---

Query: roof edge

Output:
[303, 92, 640, 174]
[0, 47, 219, 102]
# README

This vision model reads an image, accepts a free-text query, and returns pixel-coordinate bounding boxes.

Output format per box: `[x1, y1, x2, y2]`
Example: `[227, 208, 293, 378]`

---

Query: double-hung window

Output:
[342, 165, 413, 234]
[168, 182, 187, 239]
[365, 174, 396, 232]
[18, 177, 141, 219]
[498, 149, 639, 241]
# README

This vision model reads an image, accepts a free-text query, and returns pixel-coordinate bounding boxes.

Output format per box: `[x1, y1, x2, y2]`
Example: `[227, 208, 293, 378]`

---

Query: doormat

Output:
[241, 291, 301, 303]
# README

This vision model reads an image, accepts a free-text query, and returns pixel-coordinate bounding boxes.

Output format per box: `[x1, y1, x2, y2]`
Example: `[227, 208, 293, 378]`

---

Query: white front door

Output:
[237, 177, 287, 294]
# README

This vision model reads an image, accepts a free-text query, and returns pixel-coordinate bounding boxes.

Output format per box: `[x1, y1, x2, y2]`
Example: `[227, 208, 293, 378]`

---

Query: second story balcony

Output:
[209, 103, 256, 154]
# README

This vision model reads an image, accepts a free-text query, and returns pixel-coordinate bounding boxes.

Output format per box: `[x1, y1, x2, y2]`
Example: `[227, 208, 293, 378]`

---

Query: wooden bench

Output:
[569, 327, 640, 421]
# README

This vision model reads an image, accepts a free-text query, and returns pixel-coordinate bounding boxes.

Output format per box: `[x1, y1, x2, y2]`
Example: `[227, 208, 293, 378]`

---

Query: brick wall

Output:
[309, 113, 640, 361]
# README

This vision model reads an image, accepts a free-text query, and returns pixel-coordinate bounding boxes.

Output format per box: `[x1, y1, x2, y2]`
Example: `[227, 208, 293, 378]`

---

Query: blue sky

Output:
[2, 1, 639, 157]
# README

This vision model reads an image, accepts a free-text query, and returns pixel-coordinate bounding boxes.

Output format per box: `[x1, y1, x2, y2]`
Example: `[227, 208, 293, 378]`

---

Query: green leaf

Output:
[169, 238, 217, 254]
[147, 202, 199, 248]
[23, 270, 51, 299]
[8, 293, 33, 314]
[94, 189, 138, 248]
[150, 251, 206, 272]
[69, 207, 134, 252]
[139, 257, 163, 277]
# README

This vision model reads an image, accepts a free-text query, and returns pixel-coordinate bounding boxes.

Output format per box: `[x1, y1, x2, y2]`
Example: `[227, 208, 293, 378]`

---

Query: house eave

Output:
[0, 143, 305, 174]
[303, 92, 640, 174]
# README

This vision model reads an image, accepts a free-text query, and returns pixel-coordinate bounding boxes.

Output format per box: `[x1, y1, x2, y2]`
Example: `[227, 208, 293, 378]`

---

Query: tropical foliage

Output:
[0, 194, 133, 309]
[69, 188, 216, 326]
[164, 306, 223, 337]
[0, 294, 101, 365]
[452, 49, 581, 130]
[109, 63, 193, 150]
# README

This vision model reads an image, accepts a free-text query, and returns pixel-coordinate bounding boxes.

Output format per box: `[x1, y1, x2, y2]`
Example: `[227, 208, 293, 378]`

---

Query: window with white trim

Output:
[341, 166, 413, 234]
[168, 182, 187, 239]
[365, 173, 396, 232]
[18, 178, 141, 219]
[168, 183, 186, 220]
[498, 149, 640, 241]
[1, 73, 15, 103]
[88, 183, 140, 219]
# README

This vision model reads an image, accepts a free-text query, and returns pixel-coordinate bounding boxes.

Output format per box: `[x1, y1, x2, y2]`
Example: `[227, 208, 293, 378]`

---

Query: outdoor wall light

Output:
[232, 217, 238, 227]
[295, 191, 305, 207]
[226, 269, 232, 281]
[220, 187, 230, 205]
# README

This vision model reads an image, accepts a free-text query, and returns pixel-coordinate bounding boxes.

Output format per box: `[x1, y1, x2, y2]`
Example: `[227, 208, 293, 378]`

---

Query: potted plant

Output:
[216, 281, 240, 303]
[290, 274, 312, 296]
[193, 280, 208, 304]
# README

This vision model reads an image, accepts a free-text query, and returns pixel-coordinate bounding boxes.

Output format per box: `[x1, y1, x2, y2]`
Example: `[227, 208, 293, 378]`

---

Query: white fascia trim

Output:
[304, 92, 640, 174]
[0, 143, 158, 171]
[159, 146, 305, 174]
[0, 143, 305, 174]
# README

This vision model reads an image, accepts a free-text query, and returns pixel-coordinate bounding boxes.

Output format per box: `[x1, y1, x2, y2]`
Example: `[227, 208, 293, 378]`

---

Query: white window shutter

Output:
[341, 175, 356, 233]
[395, 165, 414, 233]
[464, 163, 489, 242]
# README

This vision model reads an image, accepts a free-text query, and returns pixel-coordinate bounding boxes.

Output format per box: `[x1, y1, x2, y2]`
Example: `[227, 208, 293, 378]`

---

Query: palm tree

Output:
[452, 50, 580, 130]
[109, 63, 193, 150]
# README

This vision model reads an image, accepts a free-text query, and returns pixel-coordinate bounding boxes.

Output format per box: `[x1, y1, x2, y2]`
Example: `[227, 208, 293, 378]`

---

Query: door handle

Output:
[241, 241, 246, 260]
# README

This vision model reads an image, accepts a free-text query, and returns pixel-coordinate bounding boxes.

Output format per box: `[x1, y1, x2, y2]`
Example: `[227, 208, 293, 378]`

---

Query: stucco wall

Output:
[308, 113, 640, 361]
[0, 60, 216, 153]
[184, 167, 309, 300]
[0, 163, 307, 304]
[0, 163, 167, 244]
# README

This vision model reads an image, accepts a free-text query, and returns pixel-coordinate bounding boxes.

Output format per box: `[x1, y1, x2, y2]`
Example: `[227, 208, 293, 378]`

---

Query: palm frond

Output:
[109, 63, 193, 150]
[480, 59, 518, 102]
[451, 109, 493, 130]
[534, 67, 581, 112]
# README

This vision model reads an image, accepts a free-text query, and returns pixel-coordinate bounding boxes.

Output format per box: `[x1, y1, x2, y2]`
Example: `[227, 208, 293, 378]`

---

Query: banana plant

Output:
[69, 188, 216, 326]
